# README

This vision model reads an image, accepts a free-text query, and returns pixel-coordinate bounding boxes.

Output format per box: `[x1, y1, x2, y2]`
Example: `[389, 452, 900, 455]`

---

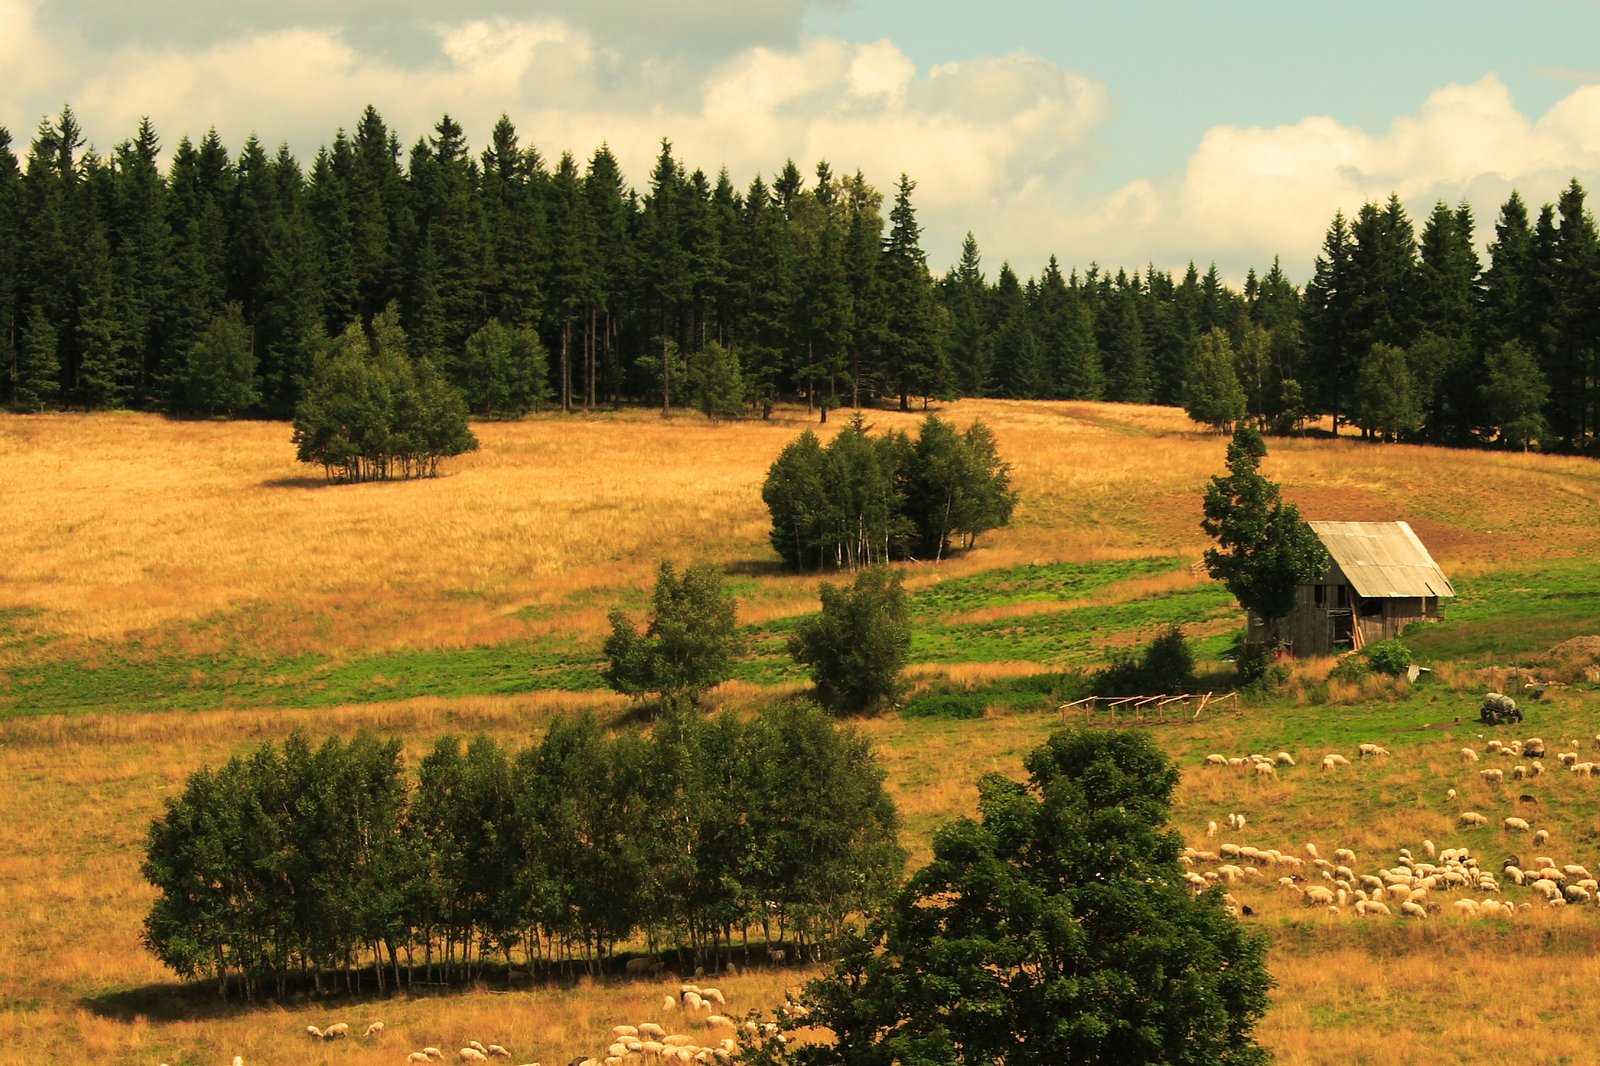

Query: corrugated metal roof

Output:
[1307, 520, 1455, 600]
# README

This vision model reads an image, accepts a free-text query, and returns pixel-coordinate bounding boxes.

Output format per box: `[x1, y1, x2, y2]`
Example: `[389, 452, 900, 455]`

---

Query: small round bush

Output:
[1364, 639, 1413, 676]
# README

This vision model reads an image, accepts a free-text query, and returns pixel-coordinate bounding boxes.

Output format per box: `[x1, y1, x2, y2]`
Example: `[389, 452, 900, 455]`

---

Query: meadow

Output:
[2, 400, 1599, 1065]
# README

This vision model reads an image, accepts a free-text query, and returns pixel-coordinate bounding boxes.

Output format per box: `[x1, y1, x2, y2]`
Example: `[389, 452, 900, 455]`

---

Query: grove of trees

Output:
[762, 413, 1016, 570]
[6, 105, 1597, 453]
[142, 704, 904, 1000]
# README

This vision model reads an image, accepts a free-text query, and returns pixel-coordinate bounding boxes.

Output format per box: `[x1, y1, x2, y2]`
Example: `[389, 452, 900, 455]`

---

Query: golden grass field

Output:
[3, 400, 1600, 1065]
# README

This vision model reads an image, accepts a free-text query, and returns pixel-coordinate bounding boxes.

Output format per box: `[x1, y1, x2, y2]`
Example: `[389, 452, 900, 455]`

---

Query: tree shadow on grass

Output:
[83, 980, 244, 1023]
[260, 475, 341, 489]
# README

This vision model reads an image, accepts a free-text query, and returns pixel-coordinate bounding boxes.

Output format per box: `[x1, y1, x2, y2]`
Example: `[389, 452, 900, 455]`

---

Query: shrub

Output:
[1093, 626, 1197, 696]
[789, 566, 911, 714]
[1328, 654, 1370, 684]
[1364, 639, 1413, 676]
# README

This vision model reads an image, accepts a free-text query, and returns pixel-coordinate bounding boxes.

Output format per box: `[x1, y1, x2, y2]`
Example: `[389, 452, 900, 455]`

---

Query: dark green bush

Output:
[1364, 639, 1413, 676]
[1093, 626, 1197, 696]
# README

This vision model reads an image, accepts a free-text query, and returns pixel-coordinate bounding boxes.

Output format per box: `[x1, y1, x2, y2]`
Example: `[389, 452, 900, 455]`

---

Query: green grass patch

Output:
[1406, 557, 1600, 664]
[908, 558, 1181, 619]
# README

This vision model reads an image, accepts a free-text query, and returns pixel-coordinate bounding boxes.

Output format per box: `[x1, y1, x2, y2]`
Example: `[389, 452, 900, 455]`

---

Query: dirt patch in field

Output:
[1283, 486, 1496, 564]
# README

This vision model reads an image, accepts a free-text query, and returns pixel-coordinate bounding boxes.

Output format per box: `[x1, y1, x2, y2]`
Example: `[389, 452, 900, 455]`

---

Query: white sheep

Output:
[663, 994, 678, 1012]
[1458, 811, 1488, 827]
[488, 1047, 512, 1059]
[306, 1026, 323, 1039]
[614, 1027, 640, 1038]
[639, 1024, 668, 1041]
[1206, 819, 1218, 838]
[423, 1049, 445, 1061]
[461, 1051, 489, 1064]
[1205, 753, 1228, 767]
[700, 987, 726, 1006]
[1400, 900, 1427, 919]
[1422, 839, 1436, 859]
[323, 1023, 350, 1041]
[1333, 847, 1357, 866]
[1503, 816, 1531, 832]
[1275, 751, 1296, 766]
[1512, 765, 1527, 780]
[1322, 754, 1351, 771]
[469, 1042, 490, 1055]
[1253, 761, 1276, 778]
[683, 991, 704, 1012]
[1355, 899, 1391, 917]
[1480, 768, 1504, 783]
[1358, 743, 1391, 758]
[1460, 747, 1479, 762]
[365, 1022, 385, 1038]
[409, 1054, 432, 1065]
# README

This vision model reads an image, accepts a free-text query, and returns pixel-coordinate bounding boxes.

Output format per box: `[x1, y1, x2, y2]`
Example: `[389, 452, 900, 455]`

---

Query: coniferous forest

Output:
[2, 105, 1598, 454]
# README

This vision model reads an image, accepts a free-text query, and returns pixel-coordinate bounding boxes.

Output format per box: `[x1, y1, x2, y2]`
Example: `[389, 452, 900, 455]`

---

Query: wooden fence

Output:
[1059, 691, 1239, 726]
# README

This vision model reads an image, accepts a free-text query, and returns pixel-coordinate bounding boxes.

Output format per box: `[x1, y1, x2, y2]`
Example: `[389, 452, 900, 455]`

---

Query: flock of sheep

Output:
[1191, 730, 1600, 920]
[178, 981, 786, 1066]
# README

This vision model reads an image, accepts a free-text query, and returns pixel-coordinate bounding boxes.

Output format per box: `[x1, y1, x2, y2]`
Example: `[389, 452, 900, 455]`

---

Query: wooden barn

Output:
[1253, 520, 1454, 657]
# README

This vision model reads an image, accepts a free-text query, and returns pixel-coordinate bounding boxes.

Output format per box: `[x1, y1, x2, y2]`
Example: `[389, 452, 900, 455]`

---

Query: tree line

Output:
[141, 704, 904, 1001]
[3, 105, 1596, 452]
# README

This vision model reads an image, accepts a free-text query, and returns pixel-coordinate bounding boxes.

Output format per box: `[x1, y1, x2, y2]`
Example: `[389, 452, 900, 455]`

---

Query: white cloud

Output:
[5, 6, 1600, 288]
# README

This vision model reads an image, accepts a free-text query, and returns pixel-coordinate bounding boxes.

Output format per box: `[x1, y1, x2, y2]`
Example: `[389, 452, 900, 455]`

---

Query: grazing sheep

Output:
[461, 1051, 489, 1064]
[703, 1015, 734, 1030]
[365, 1022, 385, 1038]
[1459, 811, 1489, 827]
[1253, 761, 1277, 778]
[1564, 885, 1592, 904]
[1524, 738, 1546, 757]
[1447, 788, 1457, 801]
[1333, 847, 1357, 865]
[306, 1026, 323, 1039]
[1512, 765, 1527, 780]
[639, 1024, 668, 1041]
[701, 987, 726, 1006]
[1422, 839, 1436, 859]
[1400, 900, 1428, 919]
[323, 1023, 350, 1041]
[410, 1055, 433, 1064]
[1504, 817, 1531, 832]
[1355, 900, 1391, 917]
[614, 1027, 640, 1039]
[1275, 751, 1296, 766]
[1321, 754, 1348, 771]
[1358, 743, 1391, 758]
[1460, 747, 1479, 762]
[470, 1042, 490, 1055]
[1480, 768, 1504, 783]
[1205, 753, 1228, 767]
[489, 1047, 512, 1059]
[424, 1049, 446, 1061]
[683, 991, 704, 1012]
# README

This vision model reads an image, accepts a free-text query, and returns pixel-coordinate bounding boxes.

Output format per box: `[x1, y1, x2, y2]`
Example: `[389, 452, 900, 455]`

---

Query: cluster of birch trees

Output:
[142, 704, 903, 1000]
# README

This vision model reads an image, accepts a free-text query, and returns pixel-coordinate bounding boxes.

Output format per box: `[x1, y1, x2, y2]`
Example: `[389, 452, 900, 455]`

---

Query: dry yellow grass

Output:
[6, 402, 1596, 663]
[5, 401, 1600, 1063]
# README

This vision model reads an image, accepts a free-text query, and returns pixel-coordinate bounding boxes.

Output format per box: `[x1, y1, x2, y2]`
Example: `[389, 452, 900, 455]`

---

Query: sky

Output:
[5, 0, 1600, 285]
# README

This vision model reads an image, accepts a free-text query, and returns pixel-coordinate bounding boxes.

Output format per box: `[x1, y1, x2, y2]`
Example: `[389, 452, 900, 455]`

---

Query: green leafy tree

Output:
[789, 566, 911, 713]
[687, 340, 747, 421]
[782, 728, 1272, 1066]
[1480, 339, 1549, 450]
[1184, 326, 1247, 432]
[1201, 426, 1329, 646]
[603, 561, 739, 707]
[1352, 341, 1423, 442]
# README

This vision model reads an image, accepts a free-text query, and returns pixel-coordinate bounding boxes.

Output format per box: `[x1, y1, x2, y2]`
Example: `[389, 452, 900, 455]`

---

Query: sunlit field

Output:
[3, 400, 1599, 1064]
